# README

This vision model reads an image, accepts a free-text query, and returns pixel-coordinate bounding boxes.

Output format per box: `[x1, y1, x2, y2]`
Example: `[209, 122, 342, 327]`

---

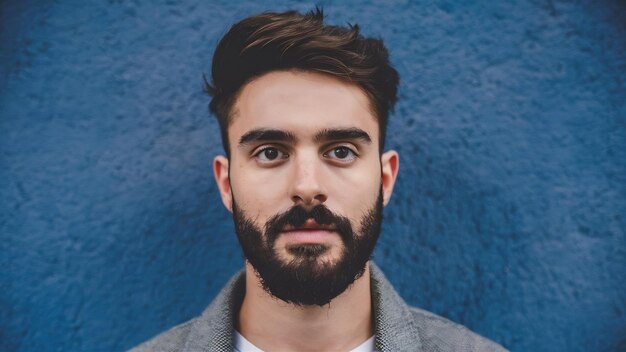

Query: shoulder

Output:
[408, 306, 508, 352]
[129, 318, 196, 352]
[369, 263, 507, 351]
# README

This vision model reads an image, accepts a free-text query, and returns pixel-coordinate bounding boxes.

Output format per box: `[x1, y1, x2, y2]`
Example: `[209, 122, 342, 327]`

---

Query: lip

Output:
[280, 229, 338, 245]
[281, 219, 337, 244]
[282, 218, 335, 231]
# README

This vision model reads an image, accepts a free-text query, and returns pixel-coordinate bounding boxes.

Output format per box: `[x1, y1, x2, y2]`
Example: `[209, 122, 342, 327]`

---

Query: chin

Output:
[281, 243, 343, 263]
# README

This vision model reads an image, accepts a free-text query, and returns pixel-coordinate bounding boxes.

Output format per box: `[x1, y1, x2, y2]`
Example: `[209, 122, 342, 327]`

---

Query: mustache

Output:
[264, 205, 354, 244]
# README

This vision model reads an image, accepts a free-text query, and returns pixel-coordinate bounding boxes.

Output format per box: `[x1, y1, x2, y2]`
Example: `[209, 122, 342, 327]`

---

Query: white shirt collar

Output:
[234, 331, 375, 352]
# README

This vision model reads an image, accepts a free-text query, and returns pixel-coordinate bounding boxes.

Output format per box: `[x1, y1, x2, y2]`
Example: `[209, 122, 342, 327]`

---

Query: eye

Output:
[324, 146, 357, 163]
[254, 147, 288, 163]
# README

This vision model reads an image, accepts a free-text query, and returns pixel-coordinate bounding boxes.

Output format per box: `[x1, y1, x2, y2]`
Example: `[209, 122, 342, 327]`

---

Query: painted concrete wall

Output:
[1, 1, 624, 351]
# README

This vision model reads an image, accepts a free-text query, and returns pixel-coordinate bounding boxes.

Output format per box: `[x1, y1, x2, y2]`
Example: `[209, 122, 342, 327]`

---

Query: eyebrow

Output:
[238, 129, 297, 147]
[313, 128, 372, 144]
[237, 127, 372, 148]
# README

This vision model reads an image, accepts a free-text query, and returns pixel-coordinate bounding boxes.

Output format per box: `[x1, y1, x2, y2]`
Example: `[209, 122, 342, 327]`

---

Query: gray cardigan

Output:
[131, 264, 507, 351]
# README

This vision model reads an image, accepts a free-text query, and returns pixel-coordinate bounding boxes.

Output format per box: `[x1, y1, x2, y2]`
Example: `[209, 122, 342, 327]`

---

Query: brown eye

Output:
[254, 147, 288, 164]
[324, 146, 357, 163]
[263, 148, 279, 160]
[332, 147, 351, 159]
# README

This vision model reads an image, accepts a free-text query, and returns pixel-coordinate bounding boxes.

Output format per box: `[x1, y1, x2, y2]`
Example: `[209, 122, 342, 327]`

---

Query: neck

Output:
[237, 261, 374, 352]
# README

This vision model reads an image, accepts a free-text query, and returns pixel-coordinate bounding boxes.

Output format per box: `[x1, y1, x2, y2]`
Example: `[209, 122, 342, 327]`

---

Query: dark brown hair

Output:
[206, 8, 399, 154]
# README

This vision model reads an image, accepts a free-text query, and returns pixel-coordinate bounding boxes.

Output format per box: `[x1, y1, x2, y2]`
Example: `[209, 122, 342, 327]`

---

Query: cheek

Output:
[325, 162, 381, 219]
[229, 165, 290, 219]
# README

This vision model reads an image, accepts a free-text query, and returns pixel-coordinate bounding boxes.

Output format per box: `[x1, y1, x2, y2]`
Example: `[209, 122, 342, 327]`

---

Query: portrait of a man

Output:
[132, 9, 505, 352]
[2, 2, 623, 352]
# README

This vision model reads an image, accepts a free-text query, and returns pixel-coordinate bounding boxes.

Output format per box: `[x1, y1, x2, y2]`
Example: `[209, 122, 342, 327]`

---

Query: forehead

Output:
[229, 70, 379, 142]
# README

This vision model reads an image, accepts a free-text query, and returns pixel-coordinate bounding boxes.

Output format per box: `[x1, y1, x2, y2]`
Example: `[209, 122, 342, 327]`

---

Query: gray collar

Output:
[182, 262, 423, 352]
[370, 263, 423, 351]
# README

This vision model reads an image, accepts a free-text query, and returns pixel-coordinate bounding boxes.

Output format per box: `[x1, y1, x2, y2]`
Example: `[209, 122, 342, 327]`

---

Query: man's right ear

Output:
[213, 155, 232, 212]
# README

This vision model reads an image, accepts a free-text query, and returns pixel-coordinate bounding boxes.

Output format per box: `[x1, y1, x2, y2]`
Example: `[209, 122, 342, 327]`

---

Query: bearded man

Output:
[132, 8, 507, 352]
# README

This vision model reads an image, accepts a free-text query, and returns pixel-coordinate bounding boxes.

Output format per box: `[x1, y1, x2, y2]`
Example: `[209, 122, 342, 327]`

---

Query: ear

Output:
[380, 150, 399, 206]
[213, 155, 233, 212]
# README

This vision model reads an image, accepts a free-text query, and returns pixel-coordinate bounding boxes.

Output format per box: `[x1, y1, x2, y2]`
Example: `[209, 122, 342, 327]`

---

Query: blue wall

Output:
[1, 1, 624, 351]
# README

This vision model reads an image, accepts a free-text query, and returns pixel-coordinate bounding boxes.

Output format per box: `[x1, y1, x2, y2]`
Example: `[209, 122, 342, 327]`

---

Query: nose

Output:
[290, 155, 328, 206]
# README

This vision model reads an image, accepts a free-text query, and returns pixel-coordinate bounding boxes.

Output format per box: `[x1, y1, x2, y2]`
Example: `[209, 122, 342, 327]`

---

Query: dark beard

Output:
[232, 189, 383, 306]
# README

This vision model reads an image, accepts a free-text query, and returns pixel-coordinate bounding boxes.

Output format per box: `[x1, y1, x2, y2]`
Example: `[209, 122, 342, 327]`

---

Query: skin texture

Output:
[213, 70, 399, 351]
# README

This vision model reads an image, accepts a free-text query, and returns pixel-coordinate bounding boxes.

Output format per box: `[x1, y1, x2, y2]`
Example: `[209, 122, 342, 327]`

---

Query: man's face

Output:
[213, 70, 398, 305]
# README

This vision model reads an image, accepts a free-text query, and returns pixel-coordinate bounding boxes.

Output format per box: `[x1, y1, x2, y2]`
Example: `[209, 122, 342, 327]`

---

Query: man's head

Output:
[209, 9, 400, 306]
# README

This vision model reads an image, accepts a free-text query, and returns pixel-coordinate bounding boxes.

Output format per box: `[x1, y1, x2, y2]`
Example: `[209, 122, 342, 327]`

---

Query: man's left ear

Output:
[381, 150, 399, 206]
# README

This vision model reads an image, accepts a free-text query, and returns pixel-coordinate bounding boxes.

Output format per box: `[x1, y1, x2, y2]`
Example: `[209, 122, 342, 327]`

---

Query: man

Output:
[133, 8, 506, 352]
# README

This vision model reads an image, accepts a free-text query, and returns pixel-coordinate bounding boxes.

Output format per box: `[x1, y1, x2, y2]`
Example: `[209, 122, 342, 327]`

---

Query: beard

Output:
[231, 188, 383, 306]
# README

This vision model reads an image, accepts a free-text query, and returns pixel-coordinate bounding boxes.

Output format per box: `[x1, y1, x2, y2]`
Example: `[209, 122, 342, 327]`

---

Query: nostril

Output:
[292, 195, 305, 204]
[314, 194, 327, 203]
[292, 194, 327, 205]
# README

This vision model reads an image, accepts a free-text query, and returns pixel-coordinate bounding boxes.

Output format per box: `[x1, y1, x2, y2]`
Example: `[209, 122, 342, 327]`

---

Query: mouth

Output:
[281, 219, 337, 245]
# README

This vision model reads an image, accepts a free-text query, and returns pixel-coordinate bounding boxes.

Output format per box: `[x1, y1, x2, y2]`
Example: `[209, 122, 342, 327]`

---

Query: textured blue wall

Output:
[1, 1, 624, 351]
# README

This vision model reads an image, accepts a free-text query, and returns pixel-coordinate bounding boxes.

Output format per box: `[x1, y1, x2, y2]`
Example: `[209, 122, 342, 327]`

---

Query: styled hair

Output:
[206, 8, 399, 154]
